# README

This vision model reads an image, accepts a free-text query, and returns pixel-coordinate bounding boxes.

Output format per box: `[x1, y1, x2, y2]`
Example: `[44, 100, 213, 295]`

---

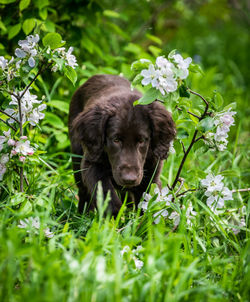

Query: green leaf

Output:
[44, 112, 64, 129]
[223, 102, 237, 111]
[8, 23, 21, 39]
[47, 100, 69, 113]
[103, 10, 121, 19]
[131, 73, 143, 86]
[0, 0, 15, 3]
[168, 49, 177, 59]
[176, 128, 189, 139]
[124, 43, 141, 54]
[146, 34, 162, 45]
[131, 59, 151, 72]
[22, 18, 36, 35]
[213, 91, 224, 109]
[148, 45, 161, 57]
[220, 169, 241, 178]
[134, 88, 160, 105]
[189, 63, 204, 75]
[36, 0, 49, 9]
[197, 117, 214, 132]
[42, 33, 65, 49]
[39, 7, 48, 20]
[19, 0, 30, 11]
[179, 85, 190, 98]
[65, 66, 77, 85]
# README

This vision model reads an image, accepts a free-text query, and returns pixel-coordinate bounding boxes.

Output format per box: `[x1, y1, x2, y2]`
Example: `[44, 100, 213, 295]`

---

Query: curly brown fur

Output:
[68, 74, 176, 215]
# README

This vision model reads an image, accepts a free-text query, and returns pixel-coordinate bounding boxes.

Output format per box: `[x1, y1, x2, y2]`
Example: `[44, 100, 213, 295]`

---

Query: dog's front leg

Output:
[81, 160, 122, 215]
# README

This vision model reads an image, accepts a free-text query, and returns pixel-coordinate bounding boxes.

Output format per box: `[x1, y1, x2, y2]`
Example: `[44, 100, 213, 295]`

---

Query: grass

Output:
[0, 145, 249, 302]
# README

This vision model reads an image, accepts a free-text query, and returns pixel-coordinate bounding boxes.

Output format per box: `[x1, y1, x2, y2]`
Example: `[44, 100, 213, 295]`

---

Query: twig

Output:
[0, 109, 19, 124]
[232, 188, 250, 193]
[0, 118, 16, 131]
[19, 64, 45, 100]
[194, 135, 204, 143]
[187, 110, 201, 120]
[180, 141, 186, 153]
[171, 90, 209, 190]
[175, 178, 185, 195]
[176, 189, 197, 198]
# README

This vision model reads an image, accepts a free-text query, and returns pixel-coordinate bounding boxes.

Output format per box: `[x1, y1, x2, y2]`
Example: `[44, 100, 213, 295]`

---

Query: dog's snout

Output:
[118, 164, 140, 186]
[121, 171, 138, 185]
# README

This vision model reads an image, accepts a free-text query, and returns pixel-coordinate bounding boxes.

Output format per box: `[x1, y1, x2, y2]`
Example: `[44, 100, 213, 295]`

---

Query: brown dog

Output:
[68, 74, 176, 215]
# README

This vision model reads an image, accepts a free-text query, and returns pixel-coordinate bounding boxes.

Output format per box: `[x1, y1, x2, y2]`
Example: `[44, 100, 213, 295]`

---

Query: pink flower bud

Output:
[27, 151, 34, 156]
[11, 150, 17, 156]
[20, 136, 28, 140]
[19, 156, 26, 162]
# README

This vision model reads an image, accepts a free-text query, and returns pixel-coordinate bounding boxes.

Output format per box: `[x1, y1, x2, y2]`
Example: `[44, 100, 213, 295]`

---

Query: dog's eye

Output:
[113, 137, 121, 143]
[138, 137, 147, 144]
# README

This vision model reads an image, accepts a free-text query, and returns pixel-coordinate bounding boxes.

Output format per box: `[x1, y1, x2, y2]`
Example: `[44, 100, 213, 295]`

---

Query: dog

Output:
[68, 74, 176, 215]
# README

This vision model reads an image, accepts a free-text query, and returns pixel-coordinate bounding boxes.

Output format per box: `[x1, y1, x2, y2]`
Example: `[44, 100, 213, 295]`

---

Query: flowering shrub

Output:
[131, 51, 247, 236]
[0, 32, 77, 189]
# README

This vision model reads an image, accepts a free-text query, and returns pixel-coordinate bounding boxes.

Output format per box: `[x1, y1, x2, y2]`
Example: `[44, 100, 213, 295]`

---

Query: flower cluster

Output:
[17, 216, 54, 238]
[5, 88, 46, 126]
[51, 46, 78, 72]
[201, 173, 233, 213]
[15, 34, 40, 68]
[120, 245, 144, 270]
[0, 132, 35, 179]
[139, 186, 197, 226]
[140, 53, 192, 95]
[205, 108, 236, 151]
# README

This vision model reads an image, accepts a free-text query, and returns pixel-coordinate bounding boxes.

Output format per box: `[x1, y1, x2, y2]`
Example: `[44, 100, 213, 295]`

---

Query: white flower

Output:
[232, 218, 246, 235]
[154, 186, 172, 204]
[0, 56, 8, 69]
[14, 140, 34, 156]
[153, 209, 168, 224]
[15, 34, 39, 68]
[158, 75, 178, 95]
[120, 245, 130, 256]
[53, 46, 78, 70]
[65, 47, 78, 69]
[185, 202, 197, 226]
[172, 54, 192, 79]
[0, 154, 9, 164]
[169, 140, 175, 154]
[18, 217, 40, 231]
[169, 211, 180, 227]
[141, 64, 159, 87]
[28, 104, 46, 125]
[0, 163, 7, 180]
[133, 257, 143, 270]
[201, 174, 224, 192]
[44, 228, 54, 238]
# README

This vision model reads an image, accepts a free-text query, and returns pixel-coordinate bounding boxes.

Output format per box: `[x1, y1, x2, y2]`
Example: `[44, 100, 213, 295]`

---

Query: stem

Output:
[0, 118, 16, 131]
[187, 111, 201, 120]
[19, 64, 45, 100]
[171, 89, 209, 191]
[232, 188, 250, 193]
[171, 129, 199, 189]
[0, 109, 19, 124]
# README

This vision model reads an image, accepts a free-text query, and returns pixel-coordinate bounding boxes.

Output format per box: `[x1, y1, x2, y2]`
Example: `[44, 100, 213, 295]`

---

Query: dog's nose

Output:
[120, 172, 138, 185]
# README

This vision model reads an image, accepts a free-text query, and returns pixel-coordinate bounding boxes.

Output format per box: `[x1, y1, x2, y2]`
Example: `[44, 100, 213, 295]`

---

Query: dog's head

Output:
[72, 95, 176, 187]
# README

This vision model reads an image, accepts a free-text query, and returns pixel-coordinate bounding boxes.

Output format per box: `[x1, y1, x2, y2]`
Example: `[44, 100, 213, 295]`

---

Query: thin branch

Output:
[171, 129, 199, 190]
[176, 189, 197, 198]
[180, 141, 186, 153]
[175, 178, 185, 195]
[187, 110, 201, 120]
[0, 118, 16, 131]
[0, 109, 19, 124]
[232, 188, 250, 193]
[19, 64, 45, 100]
[194, 135, 204, 143]
[171, 89, 210, 191]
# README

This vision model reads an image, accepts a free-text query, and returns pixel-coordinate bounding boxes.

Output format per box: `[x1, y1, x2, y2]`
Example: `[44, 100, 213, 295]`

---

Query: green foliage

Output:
[0, 0, 249, 301]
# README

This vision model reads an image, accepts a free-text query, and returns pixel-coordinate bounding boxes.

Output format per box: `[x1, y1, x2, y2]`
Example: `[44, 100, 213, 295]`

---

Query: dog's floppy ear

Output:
[149, 101, 176, 159]
[71, 105, 110, 162]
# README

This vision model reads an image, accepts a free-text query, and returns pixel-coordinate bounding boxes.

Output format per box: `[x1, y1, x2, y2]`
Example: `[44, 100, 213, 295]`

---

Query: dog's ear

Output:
[149, 101, 176, 159]
[71, 105, 110, 162]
